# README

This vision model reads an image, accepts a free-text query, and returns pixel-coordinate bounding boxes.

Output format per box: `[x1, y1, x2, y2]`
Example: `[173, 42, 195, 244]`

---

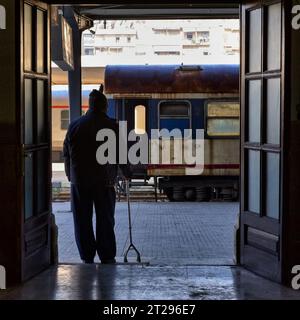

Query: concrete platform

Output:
[1, 265, 300, 300]
[53, 201, 239, 265]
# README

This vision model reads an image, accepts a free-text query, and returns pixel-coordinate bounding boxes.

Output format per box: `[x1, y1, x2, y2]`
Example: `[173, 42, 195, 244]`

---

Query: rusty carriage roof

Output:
[104, 64, 239, 95]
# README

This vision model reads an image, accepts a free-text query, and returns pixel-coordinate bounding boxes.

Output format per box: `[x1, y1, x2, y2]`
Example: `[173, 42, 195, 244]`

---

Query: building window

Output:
[84, 47, 94, 56]
[198, 31, 210, 42]
[83, 34, 93, 44]
[61, 110, 69, 130]
[154, 51, 180, 56]
[116, 36, 120, 43]
[206, 101, 240, 137]
[186, 32, 193, 40]
[127, 36, 131, 43]
[134, 105, 146, 134]
[153, 29, 167, 35]
[203, 51, 209, 56]
[109, 47, 122, 54]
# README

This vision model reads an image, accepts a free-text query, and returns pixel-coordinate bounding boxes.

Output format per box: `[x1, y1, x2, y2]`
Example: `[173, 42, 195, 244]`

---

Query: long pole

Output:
[126, 180, 133, 244]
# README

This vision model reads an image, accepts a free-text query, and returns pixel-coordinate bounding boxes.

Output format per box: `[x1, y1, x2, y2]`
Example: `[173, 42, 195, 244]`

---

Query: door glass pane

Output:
[266, 78, 281, 145]
[61, 110, 70, 130]
[37, 10, 45, 73]
[248, 8, 262, 73]
[24, 4, 33, 71]
[37, 150, 49, 214]
[25, 79, 33, 145]
[248, 80, 261, 143]
[265, 153, 280, 220]
[37, 80, 47, 143]
[24, 153, 34, 220]
[248, 150, 260, 214]
[267, 3, 281, 71]
[160, 102, 190, 117]
[135, 105, 146, 134]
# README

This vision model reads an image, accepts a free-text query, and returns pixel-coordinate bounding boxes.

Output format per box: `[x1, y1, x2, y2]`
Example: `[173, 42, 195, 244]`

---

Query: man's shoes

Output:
[101, 259, 116, 264]
[82, 259, 94, 264]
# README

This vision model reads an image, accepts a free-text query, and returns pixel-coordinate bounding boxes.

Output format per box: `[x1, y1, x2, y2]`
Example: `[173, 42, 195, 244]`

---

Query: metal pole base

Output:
[124, 243, 141, 263]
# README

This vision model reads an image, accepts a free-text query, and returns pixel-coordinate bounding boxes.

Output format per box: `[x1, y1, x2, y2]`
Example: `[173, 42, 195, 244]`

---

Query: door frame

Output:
[1, 0, 297, 287]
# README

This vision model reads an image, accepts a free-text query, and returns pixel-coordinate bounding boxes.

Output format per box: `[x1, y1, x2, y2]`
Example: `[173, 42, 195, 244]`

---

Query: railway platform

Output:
[53, 201, 239, 265]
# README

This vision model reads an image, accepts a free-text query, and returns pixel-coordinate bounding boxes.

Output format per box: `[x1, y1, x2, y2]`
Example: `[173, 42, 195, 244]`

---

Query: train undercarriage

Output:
[158, 176, 239, 202]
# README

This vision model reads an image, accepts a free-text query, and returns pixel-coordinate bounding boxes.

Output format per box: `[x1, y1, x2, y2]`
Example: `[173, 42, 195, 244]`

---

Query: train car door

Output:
[240, 0, 288, 283]
[124, 99, 148, 135]
[124, 99, 148, 176]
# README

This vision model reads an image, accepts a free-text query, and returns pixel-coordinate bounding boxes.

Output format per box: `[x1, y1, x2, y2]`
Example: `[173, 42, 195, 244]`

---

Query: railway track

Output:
[52, 186, 168, 202]
[52, 182, 237, 202]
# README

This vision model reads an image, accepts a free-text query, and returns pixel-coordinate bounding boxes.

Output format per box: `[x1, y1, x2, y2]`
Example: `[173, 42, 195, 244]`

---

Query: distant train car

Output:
[104, 64, 240, 201]
[51, 85, 115, 162]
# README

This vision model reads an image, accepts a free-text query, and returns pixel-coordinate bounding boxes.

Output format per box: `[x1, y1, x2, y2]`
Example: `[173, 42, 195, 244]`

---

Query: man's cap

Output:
[89, 84, 107, 111]
[89, 84, 105, 97]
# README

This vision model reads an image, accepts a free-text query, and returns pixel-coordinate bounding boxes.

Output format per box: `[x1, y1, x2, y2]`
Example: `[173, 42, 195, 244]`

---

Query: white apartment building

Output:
[81, 19, 240, 65]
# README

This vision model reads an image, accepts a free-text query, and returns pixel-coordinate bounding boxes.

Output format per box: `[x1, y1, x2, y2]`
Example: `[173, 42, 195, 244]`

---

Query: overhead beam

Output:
[46, 1, 240, 5]
[75, 7, 239, 20]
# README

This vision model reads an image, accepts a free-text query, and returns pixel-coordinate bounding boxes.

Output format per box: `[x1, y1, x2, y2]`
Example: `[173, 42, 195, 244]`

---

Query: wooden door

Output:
[0, 0, 51, 286]
[22, 0, 51, 281]
[240, 0, 286, 282]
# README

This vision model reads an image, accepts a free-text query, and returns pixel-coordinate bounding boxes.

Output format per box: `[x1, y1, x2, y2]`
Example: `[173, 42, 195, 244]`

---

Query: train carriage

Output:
[104, 64, 240, 201]
[52, 64, 240, 201]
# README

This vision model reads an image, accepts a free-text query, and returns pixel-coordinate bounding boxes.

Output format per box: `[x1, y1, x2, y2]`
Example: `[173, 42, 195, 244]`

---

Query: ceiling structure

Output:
[46, 3, 240, 20]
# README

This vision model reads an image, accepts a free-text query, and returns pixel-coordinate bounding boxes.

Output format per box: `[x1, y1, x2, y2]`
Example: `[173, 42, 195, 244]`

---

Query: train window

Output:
[134, 105, 146, 134]
[159, 101, 191, 136]
[160, 102, 190, 118]
[206, 101, 240, 137]
[61, 110, 69, 130]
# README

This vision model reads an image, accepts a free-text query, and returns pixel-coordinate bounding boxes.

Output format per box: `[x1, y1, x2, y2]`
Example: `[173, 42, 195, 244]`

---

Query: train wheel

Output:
[220, 187, 234, 201]
[185, 188, 196, 201]
[163, 188, 174, 202]
[173, 187, 185, 202]
[196, 186, 210, 202]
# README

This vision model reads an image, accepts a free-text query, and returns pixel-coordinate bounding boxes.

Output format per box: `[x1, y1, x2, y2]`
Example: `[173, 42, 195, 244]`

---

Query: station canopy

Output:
[46, 2, 239, 20]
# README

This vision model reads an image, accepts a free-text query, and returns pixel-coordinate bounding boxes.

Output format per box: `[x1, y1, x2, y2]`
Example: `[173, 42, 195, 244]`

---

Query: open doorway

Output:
[51, 18, 240, 265]
[0, 0, 291, 288]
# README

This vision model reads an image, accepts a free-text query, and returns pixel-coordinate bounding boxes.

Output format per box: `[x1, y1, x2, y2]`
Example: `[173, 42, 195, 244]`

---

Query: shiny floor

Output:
[1, 264, 300, 300]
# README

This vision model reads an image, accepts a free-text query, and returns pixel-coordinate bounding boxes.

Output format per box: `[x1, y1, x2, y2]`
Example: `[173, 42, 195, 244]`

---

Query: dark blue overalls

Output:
[63, 108, 129, 263]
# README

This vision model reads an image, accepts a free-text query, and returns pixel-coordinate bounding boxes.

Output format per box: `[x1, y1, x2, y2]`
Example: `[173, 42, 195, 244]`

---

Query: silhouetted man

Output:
[63, 85, 130, 264]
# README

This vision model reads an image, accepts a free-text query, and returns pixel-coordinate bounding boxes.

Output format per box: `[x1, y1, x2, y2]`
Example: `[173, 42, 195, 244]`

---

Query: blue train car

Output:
[105, 64, 240, 201]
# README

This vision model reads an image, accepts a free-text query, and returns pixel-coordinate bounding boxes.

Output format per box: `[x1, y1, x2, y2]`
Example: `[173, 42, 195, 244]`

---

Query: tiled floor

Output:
[1, 264, 300, 300]
[2, 202, 299, 301]
[53, 201, 239, 265]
